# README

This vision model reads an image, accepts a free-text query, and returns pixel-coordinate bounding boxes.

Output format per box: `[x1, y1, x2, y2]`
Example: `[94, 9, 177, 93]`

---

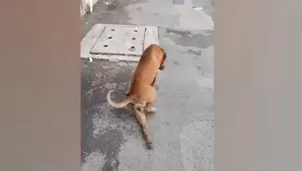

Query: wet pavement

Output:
[81, 0, 214, 170]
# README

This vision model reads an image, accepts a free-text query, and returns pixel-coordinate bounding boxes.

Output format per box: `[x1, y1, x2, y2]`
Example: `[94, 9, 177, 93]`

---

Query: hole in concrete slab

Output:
[108, 36, 112, 39]
[111, 28, 115, 31]
[132, 37, 136, 40]
[103, 45, 108, 47]
[134, 29, 138, 32]
[129, 46, 136, 51]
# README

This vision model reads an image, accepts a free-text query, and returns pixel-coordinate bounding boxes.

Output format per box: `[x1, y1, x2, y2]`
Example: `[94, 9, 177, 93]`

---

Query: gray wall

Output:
[0, 0, 300, 171]
[214, 0, 301, 170]
[0, 0, 80, 171]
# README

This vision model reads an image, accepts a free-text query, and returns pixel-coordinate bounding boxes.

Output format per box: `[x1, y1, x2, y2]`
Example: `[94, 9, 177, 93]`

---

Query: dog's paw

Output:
[146, 107, 156, 114]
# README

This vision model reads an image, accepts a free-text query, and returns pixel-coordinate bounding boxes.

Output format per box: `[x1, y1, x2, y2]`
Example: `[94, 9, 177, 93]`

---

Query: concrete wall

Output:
[0, 0, 80, 171]
[214, 0, 301, 170]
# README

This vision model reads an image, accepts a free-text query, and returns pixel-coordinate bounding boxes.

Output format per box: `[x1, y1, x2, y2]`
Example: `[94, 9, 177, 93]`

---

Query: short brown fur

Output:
[106, 44, 167, 149]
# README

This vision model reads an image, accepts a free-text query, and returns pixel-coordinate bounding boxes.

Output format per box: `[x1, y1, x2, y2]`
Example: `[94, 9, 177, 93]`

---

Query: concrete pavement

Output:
[81, 0, 214, 170]
[82, 0, 213, 36]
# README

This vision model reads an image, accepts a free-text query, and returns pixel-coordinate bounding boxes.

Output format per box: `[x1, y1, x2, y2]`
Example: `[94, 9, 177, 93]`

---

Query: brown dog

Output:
[106, 44, 167, 149]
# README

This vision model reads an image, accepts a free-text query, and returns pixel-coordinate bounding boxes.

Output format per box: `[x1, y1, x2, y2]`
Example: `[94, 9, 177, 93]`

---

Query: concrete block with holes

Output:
[81, 24, 159, 62]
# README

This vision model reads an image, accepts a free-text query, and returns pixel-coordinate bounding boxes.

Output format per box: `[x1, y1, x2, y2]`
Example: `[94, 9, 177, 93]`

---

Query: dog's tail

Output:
[107, 90, 134, 108]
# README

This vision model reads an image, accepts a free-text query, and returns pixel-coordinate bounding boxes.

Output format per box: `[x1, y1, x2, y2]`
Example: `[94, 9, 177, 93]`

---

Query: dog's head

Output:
[159, 48, 167, 70]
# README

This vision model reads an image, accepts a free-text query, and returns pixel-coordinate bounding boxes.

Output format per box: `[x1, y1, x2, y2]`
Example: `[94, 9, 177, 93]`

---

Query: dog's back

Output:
[130, 44, 163, 88]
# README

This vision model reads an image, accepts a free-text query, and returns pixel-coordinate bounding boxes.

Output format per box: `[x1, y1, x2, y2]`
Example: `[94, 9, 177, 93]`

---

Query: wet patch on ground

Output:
[81, 59, 142, 170]
[173, 0, 184, 5]
[191, 0, 214, 16]
[164, 28, 213, 49]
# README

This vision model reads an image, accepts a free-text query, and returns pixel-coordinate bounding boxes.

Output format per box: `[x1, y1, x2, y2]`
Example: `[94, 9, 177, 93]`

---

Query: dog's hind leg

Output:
[133, 100, 147, 109]
[151, 76, 159, 90]
[133, 107, 153, 149]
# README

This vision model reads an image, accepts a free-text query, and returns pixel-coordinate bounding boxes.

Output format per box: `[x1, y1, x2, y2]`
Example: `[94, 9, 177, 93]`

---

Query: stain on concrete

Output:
[193, 45, 213, 78]
[192, 0, 214, 16]
[166, 28, 192, 36]
[82, 152, 106, 171]
[125, 2, 181, 29]
[165, 28, 213, 49]
[152, 12, 159, 16]
[97, 130, 125, 171]
[136, 7, 142, 11]
[187, 49, 202, 56]
[173, 61, 181, 65]
[107, 3, 119, 11]
[173, 0, 184, 5]
[81, 59, 142, 169]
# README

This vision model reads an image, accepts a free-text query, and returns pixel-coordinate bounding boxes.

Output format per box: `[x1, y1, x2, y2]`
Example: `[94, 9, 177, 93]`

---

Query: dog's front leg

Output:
[151, 76, 156, 87]
[151, 77, 160, 90]
[145, 86, 157, 113]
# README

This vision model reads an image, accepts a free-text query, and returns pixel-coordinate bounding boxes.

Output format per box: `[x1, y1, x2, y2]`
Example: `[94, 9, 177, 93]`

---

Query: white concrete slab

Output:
[81, 24, 159, 62]
[90, 26, 145, 56]
[143, 26, 159, 51]
[81, 24, 105, 58]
